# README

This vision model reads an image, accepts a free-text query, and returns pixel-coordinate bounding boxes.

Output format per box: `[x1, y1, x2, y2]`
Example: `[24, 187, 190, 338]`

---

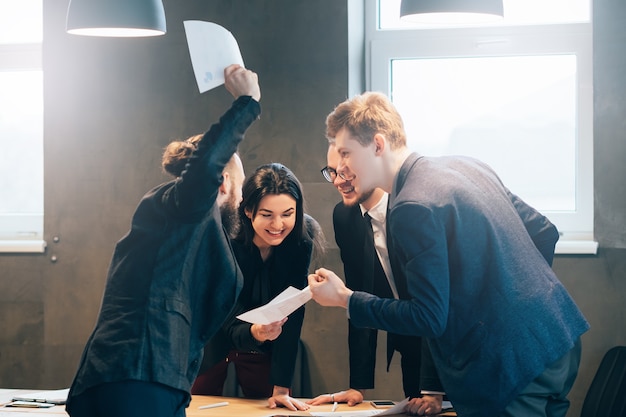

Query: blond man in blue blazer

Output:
[308, 92, 589, 417]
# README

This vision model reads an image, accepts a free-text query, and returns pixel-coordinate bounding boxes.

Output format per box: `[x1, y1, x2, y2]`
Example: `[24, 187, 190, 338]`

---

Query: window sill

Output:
[555, 240, 598, 255]
[0, 240, 47, 254]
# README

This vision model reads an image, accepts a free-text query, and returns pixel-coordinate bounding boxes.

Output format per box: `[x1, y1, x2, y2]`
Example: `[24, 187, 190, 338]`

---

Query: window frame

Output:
[365, 0, 597, 254]
[0, 30, 45, 253]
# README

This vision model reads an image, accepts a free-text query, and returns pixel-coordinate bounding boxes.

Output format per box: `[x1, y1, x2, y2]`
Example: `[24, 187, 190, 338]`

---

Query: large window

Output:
[366, 0, 596, 254]
[0, 0, 45, 253]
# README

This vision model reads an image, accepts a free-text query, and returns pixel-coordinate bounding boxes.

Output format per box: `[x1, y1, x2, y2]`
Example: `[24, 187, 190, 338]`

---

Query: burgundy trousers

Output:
[191, 350, 273, 398]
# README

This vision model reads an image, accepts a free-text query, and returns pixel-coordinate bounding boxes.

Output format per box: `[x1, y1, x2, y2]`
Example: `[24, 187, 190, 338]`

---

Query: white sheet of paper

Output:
[11, 388, 69, 404]
[0, 389, 21, 405]
[236, 286, 311, 325]
[308, 411, 381, 417]
[309, 398, 409, 417]
[184, 20, 244, 93]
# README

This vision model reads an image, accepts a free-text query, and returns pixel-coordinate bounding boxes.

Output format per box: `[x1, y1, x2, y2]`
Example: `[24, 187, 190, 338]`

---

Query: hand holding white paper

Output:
[184, 21, 245, 93]
[236, 286, 312, 325]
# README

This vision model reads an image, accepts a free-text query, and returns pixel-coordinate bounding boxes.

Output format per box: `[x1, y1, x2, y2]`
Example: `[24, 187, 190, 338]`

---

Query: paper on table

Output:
[0, 389, 21, 405]
[184, 20, 245, 93]
[236, 286, 311, 325]
[5, 401, 55, 408]
[374, 398, 410, 416]
[309, 411, 381, 417]
[11, 388, 69, 405]
[309, 398, 409, 417]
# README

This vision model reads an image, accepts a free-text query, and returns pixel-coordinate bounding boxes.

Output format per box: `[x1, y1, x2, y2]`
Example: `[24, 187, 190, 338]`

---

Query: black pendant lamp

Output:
[400, 0, 504, 23]
[66, 0, 166, 37]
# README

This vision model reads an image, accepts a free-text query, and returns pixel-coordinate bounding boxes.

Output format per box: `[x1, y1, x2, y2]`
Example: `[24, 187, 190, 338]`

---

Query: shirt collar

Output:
[360, 192, 389, 224]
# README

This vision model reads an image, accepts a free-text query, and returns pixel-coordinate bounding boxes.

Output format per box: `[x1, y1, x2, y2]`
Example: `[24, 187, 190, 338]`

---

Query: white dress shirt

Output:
[360, 192, 399, 300]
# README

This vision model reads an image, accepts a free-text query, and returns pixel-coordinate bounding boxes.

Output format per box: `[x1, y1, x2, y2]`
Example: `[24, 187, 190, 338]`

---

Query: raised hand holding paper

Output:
[184, 21, 245, 93]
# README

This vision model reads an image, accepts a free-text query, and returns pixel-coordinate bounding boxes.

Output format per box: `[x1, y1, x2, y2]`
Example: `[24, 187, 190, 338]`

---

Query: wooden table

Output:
[0, 392, 455, 416]
[189, 395, 338, 417]
[189, 395, 455, 417]
[0, 396, 368, 417]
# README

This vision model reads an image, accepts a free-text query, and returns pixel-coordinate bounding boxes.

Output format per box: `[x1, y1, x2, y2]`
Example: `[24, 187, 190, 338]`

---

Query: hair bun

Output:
[162, 136, 199, 177]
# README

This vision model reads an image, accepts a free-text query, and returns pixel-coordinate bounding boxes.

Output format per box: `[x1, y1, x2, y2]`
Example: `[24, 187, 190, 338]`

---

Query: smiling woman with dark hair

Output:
[192, 162, 325, 412]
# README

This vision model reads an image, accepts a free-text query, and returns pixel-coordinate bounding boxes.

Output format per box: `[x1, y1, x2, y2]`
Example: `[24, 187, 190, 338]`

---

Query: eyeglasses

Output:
[321, 166, 354, 183]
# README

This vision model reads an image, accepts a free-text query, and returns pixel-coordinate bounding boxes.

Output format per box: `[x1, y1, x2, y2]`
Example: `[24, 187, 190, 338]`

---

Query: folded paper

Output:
[184, 21, 245, 93]
[236, 286, 311, 325]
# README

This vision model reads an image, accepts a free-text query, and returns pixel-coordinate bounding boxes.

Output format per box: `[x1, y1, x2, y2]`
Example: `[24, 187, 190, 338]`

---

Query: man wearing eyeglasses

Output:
[306, 145, 444, 416]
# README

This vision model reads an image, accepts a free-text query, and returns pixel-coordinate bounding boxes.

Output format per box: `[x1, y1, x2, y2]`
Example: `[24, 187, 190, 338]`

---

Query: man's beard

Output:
[355, 188, 375, 206]
[220, 195, 240, 238]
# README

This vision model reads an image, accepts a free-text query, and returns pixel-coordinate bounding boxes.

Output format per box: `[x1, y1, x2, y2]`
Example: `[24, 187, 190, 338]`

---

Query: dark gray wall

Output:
[0, 1, 625, 416]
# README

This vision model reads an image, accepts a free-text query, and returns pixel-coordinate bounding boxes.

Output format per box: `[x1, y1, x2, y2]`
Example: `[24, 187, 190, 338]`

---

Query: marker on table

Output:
[331, 401, 338, 412]
[198, 401, 229, 410]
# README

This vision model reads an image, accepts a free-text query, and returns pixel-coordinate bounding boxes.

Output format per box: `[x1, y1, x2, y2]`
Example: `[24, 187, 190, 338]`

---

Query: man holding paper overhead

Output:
[66, 65, 261, 417]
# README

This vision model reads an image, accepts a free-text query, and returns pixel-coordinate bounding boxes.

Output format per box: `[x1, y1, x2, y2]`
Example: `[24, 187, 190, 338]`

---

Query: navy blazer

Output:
[333, 201, 442, 396]
[66, 96, 261, 411]
[348, 153, 589, 417]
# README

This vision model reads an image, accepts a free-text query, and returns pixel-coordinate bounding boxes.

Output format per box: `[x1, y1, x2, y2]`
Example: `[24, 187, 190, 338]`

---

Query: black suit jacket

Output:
[333, 202, 443, 397]
[200, 215, 317, 390]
